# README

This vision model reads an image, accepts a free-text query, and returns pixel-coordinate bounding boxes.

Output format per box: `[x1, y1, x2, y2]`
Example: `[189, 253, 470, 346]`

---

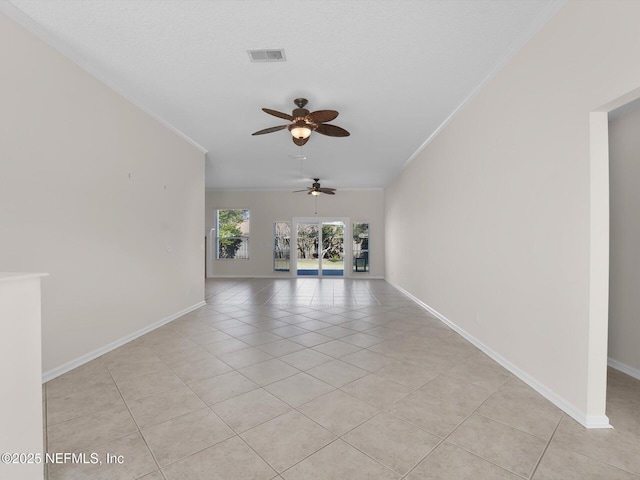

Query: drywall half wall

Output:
[206, 189, 384, 278]
[0, 13, 206, 378]
[608, 102, 640, 380]
[385, 0, 640, 427]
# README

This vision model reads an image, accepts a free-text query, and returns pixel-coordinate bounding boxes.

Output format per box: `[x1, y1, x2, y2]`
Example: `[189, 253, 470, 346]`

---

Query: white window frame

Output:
[215, 209, 250, 260]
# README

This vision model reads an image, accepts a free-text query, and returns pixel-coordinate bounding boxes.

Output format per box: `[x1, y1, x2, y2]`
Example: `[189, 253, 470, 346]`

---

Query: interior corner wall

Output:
[0, 13, 205, 376]
[205, 190, 384, 278]
[384, 0, 640, 424]
[608, 105, 640, 378]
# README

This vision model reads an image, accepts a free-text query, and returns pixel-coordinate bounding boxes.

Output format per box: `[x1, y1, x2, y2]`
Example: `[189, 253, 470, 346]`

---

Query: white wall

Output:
[206, 190, 384, 278]
[0, 274, 46, 480]
[385, 0, 640, 426]
[608, 104, 640, 378]
[0, 13, 206, 376]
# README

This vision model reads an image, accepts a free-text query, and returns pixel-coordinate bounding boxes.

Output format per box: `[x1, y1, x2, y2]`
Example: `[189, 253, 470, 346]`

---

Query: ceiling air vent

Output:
[248, 49, 286, 62]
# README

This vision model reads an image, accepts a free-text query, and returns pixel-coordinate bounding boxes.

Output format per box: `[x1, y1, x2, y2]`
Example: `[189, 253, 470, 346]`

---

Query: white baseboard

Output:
[388, 281, 611, 430]
[206, 275, 385, 279]
[608, 357, 640, 381]
[42, 301, 206, 383]
[207, 275, 294, 279]
[583, 414, 613, 429]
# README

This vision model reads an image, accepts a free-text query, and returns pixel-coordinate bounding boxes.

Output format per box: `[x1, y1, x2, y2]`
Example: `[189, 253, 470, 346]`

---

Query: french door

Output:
[292, 217, 350, 277]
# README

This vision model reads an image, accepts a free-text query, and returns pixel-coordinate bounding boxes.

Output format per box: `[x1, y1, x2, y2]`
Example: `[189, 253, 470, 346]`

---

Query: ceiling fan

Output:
[294, 178, 336, 196]
[252, 98, 350, 146]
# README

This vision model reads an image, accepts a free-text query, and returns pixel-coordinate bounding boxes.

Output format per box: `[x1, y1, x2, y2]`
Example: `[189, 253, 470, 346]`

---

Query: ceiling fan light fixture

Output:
[253, 98, 349, 145]
[293, 178, 337, 196]
[289, 125, 312, 139]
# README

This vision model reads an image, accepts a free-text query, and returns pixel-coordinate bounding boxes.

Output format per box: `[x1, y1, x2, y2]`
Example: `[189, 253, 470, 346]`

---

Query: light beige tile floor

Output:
[43, 278, 640, 479]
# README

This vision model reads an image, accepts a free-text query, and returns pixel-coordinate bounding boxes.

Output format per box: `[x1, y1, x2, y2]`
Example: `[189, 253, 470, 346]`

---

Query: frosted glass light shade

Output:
[290, 126, 312, 139]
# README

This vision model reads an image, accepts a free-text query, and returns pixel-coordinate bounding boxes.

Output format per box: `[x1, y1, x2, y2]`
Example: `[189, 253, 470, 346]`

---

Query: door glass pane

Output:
[274, 222, 290, 271]
[322, 222, 344, 276]
[297, 223, 319, 276]
[353, 223, 369, 272]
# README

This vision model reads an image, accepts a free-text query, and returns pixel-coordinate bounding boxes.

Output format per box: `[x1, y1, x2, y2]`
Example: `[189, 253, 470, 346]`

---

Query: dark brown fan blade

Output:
[262, 108, 294, 121]
[293, 136, 309, 146]
[252, 125, 288, 135]
[306, 110, 339, 124]
[319, 188, 336, 195]
[315, 123, 350, 137]
[292, 188, 311, 193]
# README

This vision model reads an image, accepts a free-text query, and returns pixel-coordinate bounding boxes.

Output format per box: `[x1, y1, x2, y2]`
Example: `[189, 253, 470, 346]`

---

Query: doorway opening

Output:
[605, 96, 640, 434]
[587, 86, 640, 428]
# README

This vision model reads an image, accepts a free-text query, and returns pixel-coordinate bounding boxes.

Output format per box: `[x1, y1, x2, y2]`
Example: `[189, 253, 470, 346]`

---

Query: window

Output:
[274, 222, 291, 271]
[216, 209, 249, 259]
[353, 223, 369, 272]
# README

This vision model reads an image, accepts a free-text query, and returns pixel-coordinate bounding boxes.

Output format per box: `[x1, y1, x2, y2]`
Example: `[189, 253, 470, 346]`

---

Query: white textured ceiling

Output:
[2, 0, 564, 191]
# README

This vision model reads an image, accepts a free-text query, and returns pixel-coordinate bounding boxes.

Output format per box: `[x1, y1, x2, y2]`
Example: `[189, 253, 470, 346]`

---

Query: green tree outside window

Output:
[217, 209, 249, 259]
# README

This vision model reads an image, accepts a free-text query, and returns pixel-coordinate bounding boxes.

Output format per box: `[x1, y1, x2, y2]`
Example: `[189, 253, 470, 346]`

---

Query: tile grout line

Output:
[106, 367, 164, 477]
[398, 376, 527, 480]
[116, 335, 258, 478]
[193, 386, 282, 477]
[548, 414, 640, 478]
[157, 405, 277, 478]
[333, 409, 411, 477]
[141, 356, 248, 475]
[277, 341, 461, 477]
[270, 345, 454, 477]
[167, 304, 401, 477]
[48, 365, 173, 478]
[278, 436, 399, 479]
[527, 414, 563, 479]
[165, 315, 310, 477]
